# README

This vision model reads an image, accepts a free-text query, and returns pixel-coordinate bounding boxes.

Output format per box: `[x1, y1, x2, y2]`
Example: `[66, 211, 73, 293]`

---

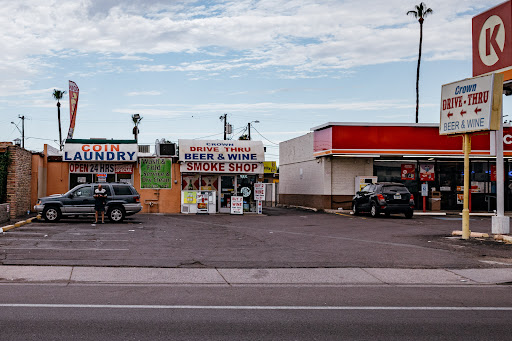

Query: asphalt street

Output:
[1, 208, 511, 340]
[0, 208, 510, 268]
[0, 283, 511, 340]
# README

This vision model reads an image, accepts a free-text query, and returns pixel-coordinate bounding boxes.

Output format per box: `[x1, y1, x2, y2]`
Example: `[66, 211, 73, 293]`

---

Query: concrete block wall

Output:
[5, 145, 32, 218]
[331, 157, 374, 195]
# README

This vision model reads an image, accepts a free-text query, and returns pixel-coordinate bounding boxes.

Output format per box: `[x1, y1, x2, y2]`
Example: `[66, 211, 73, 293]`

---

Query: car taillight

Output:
[377, 194, 385, 201]
[134, 196, 140, 203]
[410, 194, 414, 201]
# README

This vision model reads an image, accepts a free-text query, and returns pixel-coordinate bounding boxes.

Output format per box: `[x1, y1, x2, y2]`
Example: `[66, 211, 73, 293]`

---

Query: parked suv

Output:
[352, 182, 414, 218]
[34, 183, 142, 223]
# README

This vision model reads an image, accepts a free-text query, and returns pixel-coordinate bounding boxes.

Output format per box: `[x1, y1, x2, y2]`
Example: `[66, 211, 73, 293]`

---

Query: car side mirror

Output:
[69, 193, 74, 198]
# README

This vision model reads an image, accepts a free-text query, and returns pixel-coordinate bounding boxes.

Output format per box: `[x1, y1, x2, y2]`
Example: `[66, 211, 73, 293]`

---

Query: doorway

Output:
[219, 175, 236, 213]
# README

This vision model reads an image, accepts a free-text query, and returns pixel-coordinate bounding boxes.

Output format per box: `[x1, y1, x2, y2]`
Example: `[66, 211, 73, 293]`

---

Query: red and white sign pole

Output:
[472, 2, 511, 234]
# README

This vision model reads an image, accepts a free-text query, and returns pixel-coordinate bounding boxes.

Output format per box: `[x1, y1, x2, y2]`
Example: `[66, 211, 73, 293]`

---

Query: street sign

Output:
[439, 73, 503, 135]
[473, 1, 512, 80]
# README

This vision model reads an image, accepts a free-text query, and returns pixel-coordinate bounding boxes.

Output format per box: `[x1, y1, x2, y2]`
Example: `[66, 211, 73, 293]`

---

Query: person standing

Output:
[94, 184, 107, 224]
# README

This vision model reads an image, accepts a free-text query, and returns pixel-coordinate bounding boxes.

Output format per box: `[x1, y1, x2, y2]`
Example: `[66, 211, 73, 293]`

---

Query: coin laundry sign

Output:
[439, 73, 503, 135]
[63, 143, 138, 162]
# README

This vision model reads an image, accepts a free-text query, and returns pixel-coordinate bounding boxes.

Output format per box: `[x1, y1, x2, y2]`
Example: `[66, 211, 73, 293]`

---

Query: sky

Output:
[0, 0, 509, 162]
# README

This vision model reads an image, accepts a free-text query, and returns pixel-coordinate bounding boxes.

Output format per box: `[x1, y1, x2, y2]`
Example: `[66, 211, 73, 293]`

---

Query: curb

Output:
[0, 215, 41, 233]
[452, 230, 512, 244]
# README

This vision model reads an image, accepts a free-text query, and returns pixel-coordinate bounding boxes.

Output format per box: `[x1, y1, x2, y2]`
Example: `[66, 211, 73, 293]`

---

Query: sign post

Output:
[462, 134, 471, 239]
[440, 73, 503, 239]
[473, 2, 511, 234]
[421, 183, 428, 213]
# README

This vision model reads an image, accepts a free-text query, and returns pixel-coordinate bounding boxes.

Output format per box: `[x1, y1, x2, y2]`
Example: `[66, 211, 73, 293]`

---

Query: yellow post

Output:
[462, 133, 471, 240]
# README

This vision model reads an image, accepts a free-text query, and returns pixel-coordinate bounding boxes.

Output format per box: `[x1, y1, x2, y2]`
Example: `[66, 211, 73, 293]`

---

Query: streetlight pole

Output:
[20, 115, 24, 148]
[248, 120, 259, 140]
[11, 117, 25, 149]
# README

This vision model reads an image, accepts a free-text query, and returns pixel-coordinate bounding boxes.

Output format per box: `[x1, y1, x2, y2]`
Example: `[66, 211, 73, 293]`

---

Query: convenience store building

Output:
[279, 123, 512, 212]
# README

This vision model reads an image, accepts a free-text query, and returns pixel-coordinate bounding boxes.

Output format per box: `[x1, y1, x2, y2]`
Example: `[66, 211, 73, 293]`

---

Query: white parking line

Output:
[1, 247, 129, 251]
[0, 304, 510, 311]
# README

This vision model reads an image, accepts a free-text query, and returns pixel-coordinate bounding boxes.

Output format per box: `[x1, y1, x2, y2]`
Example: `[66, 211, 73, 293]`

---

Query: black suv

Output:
[352, 182, 414, 218]
[34, 183, 142, 223]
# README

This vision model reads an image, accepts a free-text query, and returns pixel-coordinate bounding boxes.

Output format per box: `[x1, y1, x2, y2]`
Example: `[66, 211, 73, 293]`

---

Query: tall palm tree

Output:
[52, 89, 66, 150]
[407, 2, 433, 124]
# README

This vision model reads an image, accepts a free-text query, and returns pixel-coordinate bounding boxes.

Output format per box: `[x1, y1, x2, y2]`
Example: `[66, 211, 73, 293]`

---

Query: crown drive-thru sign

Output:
[439, 73, 503, 135]
[473, 1, 512, 79]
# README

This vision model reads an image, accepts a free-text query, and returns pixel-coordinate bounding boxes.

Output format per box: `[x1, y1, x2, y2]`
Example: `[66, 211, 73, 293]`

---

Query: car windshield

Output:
[382, 185, 409, 194]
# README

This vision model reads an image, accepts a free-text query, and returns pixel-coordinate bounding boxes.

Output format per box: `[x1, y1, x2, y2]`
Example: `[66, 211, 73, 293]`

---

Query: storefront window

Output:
[237, 174, 257, 212]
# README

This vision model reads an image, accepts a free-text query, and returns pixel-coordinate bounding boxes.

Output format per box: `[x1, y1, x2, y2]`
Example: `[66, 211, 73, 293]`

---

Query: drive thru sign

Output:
[439, 73, 503, 135]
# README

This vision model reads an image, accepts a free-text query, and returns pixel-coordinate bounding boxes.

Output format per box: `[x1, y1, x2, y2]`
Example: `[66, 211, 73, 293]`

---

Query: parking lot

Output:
[0, 208, 510, 268]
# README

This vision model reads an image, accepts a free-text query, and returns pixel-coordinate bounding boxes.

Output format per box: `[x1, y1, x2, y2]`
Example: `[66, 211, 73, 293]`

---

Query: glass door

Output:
[219, 176, 236, 213]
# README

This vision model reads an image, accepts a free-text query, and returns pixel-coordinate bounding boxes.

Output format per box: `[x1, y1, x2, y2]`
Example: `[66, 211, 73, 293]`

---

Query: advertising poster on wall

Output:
[254, 183, 265, 201]
[419, 163, 435, 181]
[230, 196, 243, 215]
[401, 164, 416, 180]
[140, 158, 172, 189]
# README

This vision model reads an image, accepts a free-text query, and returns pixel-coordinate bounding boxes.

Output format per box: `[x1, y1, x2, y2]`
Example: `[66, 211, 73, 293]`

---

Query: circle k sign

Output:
[472, 1, 512, 77]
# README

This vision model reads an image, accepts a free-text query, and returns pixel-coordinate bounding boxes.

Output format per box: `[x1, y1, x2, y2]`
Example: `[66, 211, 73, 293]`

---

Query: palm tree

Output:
[52, 89, 66, 150]
[407, 2, 433, 123]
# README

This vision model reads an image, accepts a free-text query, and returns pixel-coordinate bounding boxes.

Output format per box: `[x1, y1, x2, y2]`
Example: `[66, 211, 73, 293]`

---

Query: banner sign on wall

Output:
[179, 139, 264, 163]
[67, 80, 79, 139]
[419, 163, 435, 181]
[69, 163, 134, 174]
[63, 143, 138, 162]
[181, 162, 263, 174]
[264, 161, 277, 173]
[140, 158, 173, 189]
[401, 164, 416, 180]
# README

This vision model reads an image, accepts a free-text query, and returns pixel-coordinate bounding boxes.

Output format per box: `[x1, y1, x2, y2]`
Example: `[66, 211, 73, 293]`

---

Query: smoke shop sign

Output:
[63, 143, 138, 162]
[181, 162, 263, 174]
[179, 139, 264, 163]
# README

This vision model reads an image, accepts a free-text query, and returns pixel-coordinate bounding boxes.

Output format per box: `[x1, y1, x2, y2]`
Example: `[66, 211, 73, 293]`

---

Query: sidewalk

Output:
[0, 266, 511, 285]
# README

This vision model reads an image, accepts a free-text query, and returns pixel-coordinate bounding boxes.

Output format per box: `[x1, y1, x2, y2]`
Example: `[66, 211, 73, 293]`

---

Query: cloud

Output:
[126, 90, 162, 96]
[0, 0, 503, 85]
[115, 99, 428, 116]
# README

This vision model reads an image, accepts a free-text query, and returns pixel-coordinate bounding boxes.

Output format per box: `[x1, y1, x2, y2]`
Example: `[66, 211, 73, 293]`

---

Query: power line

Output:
[252, 126, 279, 145]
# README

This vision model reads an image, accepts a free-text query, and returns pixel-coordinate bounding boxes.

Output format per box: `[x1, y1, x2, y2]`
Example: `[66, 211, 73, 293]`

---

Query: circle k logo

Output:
[479, 15, 505, 66]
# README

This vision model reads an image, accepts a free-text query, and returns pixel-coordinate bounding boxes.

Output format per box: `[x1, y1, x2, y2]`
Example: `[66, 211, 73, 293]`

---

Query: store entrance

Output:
[219, 176, 235, 213]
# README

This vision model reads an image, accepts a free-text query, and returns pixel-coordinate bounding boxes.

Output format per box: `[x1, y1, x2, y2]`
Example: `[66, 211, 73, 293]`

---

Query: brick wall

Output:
[3, 144, 33, 218]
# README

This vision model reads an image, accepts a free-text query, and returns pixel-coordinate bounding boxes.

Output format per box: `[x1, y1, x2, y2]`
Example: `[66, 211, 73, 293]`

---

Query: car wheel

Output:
[352, 203, 360, 215]
[405, 210, 413, 219]
[43, 206, 61, 222]
[370, 202, 379, 217]
[108, 206, 125, 223]
[385, 211, 390, 217]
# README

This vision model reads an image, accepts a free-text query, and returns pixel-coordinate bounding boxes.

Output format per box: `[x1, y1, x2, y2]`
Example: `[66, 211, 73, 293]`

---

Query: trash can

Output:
[430, 191, 441, 211]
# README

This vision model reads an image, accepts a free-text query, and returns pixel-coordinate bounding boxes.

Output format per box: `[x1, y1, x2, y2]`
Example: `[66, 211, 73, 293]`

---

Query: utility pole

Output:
[19, 115, 25, 148]
[220, 114, 227, 140]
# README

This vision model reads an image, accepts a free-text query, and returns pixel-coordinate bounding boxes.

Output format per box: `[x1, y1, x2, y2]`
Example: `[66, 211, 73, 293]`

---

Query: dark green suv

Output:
[34, 183, 142, 223]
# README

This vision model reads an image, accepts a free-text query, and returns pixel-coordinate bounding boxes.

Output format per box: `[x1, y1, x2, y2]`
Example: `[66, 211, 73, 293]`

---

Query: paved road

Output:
[0, 282, 511, 340]
[0, 208, 510, 268]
